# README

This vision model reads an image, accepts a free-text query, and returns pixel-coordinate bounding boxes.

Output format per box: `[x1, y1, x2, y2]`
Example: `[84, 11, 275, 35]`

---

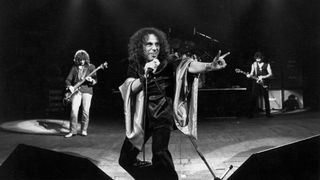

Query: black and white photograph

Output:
[0, 0, 319, 179]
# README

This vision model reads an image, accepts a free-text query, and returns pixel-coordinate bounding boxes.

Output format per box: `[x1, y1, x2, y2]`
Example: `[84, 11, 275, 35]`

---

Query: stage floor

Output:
[0, 110, 319, 180]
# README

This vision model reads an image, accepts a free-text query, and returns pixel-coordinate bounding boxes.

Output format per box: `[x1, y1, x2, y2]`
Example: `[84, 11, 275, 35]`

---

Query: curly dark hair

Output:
[128, 27, 170, 69]
[74, 50, 90, 65]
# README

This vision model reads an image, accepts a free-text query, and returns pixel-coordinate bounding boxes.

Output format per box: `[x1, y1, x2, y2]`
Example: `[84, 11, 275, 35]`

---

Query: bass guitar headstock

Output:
[99, 61, 108, 69]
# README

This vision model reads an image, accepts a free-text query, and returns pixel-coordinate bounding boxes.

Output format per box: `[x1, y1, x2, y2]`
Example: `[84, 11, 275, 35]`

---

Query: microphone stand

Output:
[220, 165, 233, 179]
[142, 73, 148, 162]
[133, 72, 152, 168]
[194, 27, 219, 43]
[139, 72, 153, 168]
[140, 60, 158, 165]
[189, 136, 233, 179]
[188, 136, 221, 180]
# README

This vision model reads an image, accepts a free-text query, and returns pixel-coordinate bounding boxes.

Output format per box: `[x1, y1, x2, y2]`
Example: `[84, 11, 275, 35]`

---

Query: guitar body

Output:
[63, 61, 108, 105]
[63, 89, 79, 104]
[64, 92, 72, 102]
[255, 79, 268, 88]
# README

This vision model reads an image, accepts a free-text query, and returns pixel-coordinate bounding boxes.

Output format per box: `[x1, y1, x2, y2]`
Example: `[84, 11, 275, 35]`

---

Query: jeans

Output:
[69, 92, 92, 134]
[119, 128, 178, 180]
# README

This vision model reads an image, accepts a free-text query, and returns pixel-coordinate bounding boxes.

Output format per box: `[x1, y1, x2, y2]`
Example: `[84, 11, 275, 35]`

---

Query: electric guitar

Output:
[235, 68, 268, 88]
[63, 61, 108, 104]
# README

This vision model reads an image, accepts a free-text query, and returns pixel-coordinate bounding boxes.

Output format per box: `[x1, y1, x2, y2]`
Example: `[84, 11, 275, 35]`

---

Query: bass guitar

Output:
[235, 68, 268, 88]
[63, 61, 108, 104]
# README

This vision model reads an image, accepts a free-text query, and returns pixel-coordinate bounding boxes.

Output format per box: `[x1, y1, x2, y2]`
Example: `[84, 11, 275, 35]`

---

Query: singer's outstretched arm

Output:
[188, 50, 230, 74]
[130, 51, 230, 94]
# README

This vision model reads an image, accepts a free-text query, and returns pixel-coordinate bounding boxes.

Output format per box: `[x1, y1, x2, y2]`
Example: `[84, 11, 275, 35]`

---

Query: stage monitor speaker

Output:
[0, 144, 113, 180]
[260, 89, 304, 110]
[259, 90, 282, 110]
[228, 135, 320, 180]
[268, 90, 282, 110]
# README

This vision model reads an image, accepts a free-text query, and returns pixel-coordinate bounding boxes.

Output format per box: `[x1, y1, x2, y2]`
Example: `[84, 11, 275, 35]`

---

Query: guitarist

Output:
[64, 50, 97, 138]
[247, 51, 273, 118]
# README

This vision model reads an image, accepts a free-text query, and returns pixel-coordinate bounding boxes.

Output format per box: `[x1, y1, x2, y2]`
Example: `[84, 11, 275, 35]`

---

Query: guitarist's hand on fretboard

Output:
[85, 76, 93, 82]
[85, 76, 97, 85]
[67, 86, 75, 93]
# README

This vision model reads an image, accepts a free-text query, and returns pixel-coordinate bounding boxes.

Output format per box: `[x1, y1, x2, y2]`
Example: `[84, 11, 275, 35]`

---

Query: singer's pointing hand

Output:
[210, 50, 230, 70]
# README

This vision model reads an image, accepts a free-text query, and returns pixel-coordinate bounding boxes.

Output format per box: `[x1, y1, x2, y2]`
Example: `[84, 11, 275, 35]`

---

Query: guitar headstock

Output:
[99, 61, 108, 69]
[235, 68, 248, 75]
[235, 68, 241, 73]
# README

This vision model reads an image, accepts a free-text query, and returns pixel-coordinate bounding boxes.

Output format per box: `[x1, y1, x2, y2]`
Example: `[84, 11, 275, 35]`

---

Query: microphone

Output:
[145, 59, 160, 77]
[145, 68, 153, 75]
[193, 27, 196, 35]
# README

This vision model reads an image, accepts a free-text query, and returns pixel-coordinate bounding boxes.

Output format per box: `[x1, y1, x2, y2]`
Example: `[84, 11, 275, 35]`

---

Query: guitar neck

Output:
[235, 68, 268, 88]
[239, 71, 258, 81]
[73, 66, 102, 89]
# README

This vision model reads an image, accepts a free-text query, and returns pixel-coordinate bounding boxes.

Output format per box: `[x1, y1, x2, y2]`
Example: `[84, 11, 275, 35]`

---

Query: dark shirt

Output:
[65, 64, 97, 95]
[255, 63, 269, 76]
[127, 58, 178, 130]
[253, 62, 270, 85]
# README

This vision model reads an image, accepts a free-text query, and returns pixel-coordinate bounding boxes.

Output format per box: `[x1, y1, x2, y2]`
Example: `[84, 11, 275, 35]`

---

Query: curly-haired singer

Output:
[118, 27, 229, 179]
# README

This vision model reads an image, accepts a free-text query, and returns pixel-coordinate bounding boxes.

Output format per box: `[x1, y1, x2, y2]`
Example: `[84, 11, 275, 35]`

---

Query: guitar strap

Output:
[253, 61, 258, 76]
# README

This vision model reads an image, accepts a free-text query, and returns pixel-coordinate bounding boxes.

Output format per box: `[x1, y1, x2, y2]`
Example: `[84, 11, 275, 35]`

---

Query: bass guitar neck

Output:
[63, 61, 108, 104]
[235, 68, 268, 88]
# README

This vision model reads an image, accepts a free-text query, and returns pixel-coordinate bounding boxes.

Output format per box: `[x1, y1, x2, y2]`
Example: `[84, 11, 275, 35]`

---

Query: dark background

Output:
[0, 0, 319, 120]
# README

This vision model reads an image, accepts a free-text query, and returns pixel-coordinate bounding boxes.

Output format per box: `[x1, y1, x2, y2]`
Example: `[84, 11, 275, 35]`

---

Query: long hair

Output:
[128, 27, 170, 71]
[74, 49, 90, 65]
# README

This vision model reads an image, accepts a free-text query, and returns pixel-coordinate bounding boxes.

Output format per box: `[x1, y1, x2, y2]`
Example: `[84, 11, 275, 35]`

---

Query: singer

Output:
[118, 27, 229, 180]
